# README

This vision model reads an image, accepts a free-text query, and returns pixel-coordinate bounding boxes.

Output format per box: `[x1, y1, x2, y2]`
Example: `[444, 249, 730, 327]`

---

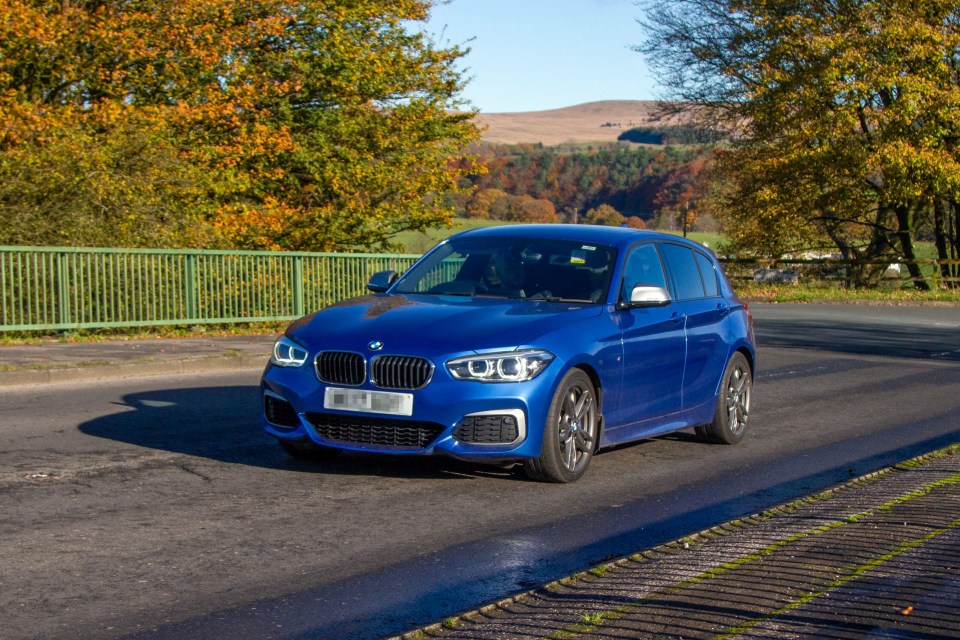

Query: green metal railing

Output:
[0, 246, 420, 331]
[721, 257, 960, 288]
[6, 246, 957, 333]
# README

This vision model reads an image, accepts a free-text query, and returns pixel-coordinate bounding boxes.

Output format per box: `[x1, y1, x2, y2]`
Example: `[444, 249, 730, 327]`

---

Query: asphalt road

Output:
[1, 304, 958, 640]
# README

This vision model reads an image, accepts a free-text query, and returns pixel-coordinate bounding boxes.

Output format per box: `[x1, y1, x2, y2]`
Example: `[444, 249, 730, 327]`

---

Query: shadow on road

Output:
[77, 384, 523, 481]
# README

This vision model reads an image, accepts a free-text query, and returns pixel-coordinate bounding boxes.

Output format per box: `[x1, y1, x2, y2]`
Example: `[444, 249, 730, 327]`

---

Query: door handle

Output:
[671, 312, 686, 325]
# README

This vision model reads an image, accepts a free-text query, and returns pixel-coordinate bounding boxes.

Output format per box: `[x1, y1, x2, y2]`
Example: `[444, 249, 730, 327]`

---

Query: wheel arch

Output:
[569, 362, 605, 449]
[736, 345, 756, 376]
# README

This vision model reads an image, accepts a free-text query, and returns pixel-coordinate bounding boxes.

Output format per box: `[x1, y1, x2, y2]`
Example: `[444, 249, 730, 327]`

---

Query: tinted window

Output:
[393, 236, 616, 302]
[620, 243, 667, 301]
[660, 243, 705, 300]
[694, 250, 720, 297]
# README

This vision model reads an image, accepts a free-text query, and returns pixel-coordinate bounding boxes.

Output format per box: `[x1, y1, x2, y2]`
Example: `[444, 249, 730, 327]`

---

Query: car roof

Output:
[452, 224, 704, 252]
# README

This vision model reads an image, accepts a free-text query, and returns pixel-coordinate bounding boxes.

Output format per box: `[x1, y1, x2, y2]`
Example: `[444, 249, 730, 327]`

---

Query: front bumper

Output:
[261, 362, 555, 461]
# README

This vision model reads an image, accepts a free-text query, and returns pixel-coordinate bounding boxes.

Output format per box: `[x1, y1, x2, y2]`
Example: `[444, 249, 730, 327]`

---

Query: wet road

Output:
[1, 304, 958, 639]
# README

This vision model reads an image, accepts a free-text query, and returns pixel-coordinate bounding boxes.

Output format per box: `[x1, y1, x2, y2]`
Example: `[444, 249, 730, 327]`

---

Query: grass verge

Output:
[0, 322, 286, 346]
[736, 282, 960, 304]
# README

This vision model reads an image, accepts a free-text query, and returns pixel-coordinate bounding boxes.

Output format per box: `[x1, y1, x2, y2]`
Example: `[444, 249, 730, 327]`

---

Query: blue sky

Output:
[423, 0, 658, 113]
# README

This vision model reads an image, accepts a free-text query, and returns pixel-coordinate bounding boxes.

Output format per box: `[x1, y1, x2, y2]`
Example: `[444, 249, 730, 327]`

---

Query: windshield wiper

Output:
[530, 295, 594, 303]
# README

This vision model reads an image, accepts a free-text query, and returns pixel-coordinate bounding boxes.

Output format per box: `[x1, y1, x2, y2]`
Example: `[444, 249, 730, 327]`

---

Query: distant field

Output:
[475, 100, 680, 146]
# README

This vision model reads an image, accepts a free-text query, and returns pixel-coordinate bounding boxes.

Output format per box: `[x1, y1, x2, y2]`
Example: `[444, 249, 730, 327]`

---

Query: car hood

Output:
[288, 293, 603, 355]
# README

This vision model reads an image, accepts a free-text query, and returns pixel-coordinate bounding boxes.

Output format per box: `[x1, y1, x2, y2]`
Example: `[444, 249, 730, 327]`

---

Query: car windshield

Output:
[393, 236, 617, 303]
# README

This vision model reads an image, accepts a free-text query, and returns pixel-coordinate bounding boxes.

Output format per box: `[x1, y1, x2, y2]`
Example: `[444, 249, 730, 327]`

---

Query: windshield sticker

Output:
[570, 250, 587, 265]
[580, 245, 597, 251]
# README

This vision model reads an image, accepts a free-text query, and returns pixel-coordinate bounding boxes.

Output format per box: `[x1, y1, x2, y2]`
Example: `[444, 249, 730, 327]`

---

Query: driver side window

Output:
[620, 243, 667, 302]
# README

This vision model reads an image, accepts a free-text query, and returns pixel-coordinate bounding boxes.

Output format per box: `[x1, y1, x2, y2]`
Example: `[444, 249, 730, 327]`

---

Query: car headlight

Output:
[446, 349, 554, 383]
[271, 336, 309, 368]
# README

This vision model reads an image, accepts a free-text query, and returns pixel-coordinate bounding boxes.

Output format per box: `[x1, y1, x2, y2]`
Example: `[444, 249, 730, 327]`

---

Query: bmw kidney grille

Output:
[315, 351, 432, 390]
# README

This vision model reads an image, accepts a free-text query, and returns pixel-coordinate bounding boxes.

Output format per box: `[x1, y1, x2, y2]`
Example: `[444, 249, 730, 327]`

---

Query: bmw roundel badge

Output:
[368, 340, 384, 351]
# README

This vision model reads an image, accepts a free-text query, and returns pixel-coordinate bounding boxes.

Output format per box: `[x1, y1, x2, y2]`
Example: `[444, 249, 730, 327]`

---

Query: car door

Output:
[608, 242, 686, 438]
[659, 242, 731, 412]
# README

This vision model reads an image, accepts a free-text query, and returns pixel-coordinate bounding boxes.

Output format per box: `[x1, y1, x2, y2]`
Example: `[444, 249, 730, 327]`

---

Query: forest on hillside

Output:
[448, 138, 717, 231]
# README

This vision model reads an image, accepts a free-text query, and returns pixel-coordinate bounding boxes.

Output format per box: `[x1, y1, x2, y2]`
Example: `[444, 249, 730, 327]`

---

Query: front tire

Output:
[696, 352, 752, 444]
[524, 369, 598, 483]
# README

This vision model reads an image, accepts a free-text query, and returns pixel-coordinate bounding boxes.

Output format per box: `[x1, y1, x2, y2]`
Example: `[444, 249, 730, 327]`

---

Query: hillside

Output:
[474, 100, 669, 145]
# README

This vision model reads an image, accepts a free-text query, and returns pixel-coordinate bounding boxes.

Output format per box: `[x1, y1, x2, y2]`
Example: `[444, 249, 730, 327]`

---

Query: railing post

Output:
[292, 255, 304, 317]
[56, 251, 71, 328]
[185, 253, 197, 321]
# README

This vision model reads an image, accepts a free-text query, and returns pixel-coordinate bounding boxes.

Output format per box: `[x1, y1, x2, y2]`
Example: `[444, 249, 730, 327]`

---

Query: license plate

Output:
[323, 387, 414, 416]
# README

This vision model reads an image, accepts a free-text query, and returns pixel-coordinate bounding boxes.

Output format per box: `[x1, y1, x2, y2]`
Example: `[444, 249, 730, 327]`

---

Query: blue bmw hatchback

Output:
[261, 224, 755, 482]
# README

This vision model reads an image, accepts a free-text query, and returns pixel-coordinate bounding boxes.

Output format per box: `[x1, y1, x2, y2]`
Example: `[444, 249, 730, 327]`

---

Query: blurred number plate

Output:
[324, 387, 413, 416]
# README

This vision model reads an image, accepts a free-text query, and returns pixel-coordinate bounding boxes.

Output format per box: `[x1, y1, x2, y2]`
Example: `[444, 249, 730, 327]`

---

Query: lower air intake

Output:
[264, 395, 300, 428]
[454, 414, 519, 444]
[305, 413, 444, 449]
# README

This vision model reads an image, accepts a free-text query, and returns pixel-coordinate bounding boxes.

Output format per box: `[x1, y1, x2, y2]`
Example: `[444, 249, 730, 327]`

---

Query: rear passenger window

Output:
[660, 243, 705, 300]
[694, 251, 720, 297]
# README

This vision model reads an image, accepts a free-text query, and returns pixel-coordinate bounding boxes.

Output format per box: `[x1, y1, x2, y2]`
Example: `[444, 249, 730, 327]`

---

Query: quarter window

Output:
[694, 251, 720, 297]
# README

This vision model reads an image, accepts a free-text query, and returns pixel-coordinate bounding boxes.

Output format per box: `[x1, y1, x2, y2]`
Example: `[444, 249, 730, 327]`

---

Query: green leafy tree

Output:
[639, 0, 960, 287]
[0, 118, 215, 247]
[0, 0, 481, 250]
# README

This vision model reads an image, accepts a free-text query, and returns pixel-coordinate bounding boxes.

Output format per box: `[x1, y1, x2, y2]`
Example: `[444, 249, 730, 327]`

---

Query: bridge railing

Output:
[4, 246, 958, 332]
[720, 257, 960, 289]
[0, 246, 419, 331]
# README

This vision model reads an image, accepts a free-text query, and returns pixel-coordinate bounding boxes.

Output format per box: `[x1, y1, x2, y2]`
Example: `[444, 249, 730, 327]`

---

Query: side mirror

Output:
[367, 270, 398, 293]
[622, 284, 671, 308]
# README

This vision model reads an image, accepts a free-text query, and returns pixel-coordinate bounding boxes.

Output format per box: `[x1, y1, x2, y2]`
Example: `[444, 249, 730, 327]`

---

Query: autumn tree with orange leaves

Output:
[0, 0, 480, 250]
[640, 0, 960, 288]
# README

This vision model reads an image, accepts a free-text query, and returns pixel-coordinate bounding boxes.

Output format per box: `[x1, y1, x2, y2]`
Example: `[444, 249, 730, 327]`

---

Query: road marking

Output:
[759, 366, 827, 380]
[931, 349, 960, 358]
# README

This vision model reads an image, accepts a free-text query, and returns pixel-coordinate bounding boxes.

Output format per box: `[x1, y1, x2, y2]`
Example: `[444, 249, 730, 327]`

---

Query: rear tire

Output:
[696, 352, 752, 444]
[524, 369, 598, 483]
[278, 439, 342, 462]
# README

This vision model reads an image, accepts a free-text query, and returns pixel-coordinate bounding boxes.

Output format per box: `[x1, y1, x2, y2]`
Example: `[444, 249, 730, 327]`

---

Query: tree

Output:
[465, 188, 508, 220]
[639, 0, 960, 287]
[511, 196, 559, 223]
[0, 117, 216, 247]
[465, 189, 559, 223]
[583, 204, 626, 226]
[0, 0, 481, 251]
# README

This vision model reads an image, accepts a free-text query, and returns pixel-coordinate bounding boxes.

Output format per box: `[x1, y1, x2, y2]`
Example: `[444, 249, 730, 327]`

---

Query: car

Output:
[261, 224, 755, 483]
